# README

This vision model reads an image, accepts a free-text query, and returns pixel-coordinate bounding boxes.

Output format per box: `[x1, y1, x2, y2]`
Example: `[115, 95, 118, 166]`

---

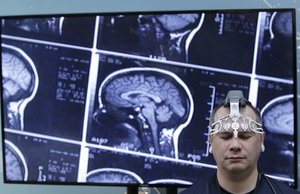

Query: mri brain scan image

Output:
[5, 140, 28, 181]
[262, 95, 294, 136]
[4, 17, 64, 36]
[92, 67, 193, 158]
[86, 168, 143, 183]
[1, 44, 38, 131]
[98, 13, 204, 62]
[260, 94, 294, 178]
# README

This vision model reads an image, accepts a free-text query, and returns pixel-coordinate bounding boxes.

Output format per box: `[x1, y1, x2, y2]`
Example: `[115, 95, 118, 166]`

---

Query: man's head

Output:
[209, 90, 265, 174]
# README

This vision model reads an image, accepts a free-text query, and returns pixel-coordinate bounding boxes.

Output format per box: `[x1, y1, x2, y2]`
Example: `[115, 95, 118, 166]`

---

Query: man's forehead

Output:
[218, 129, 254, 134]
[213, 106, 257, 121]
[210, 104, 264, 137]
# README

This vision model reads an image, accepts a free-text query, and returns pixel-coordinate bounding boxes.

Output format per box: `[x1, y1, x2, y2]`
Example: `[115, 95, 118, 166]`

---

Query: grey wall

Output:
[0, 0, 299, 193]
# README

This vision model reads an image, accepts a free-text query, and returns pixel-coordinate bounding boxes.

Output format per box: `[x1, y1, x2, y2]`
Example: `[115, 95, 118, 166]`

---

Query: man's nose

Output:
[229, 137, 242, 152]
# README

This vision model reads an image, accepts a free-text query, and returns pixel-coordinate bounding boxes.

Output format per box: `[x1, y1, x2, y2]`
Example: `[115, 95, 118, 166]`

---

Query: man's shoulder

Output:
[179, 183, 208, 194]
[179, 176, 217, 194]
[179, 176, 300, 194]
[267, 177, 300, 194]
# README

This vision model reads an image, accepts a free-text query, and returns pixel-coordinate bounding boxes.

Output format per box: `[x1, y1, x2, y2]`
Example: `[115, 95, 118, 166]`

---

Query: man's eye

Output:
[239, 134, 252, 139]
[219, 134, 232, 139]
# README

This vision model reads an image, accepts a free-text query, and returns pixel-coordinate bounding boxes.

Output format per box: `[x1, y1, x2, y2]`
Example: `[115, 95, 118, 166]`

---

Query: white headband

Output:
[210, 115, 264, 138]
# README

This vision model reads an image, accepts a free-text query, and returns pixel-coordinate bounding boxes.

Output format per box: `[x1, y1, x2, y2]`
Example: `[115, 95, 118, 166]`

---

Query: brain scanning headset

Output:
[210, 90, 264, 138]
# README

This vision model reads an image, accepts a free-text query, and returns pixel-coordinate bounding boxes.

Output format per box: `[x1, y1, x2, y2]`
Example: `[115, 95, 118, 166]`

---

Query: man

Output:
[180, 90, 299, 194]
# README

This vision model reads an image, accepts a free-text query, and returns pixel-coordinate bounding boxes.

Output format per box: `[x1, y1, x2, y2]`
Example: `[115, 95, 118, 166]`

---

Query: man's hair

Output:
[209, 100, 262, 126]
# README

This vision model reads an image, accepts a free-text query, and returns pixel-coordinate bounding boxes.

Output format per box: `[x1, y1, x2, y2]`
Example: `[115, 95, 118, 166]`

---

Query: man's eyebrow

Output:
[238, 131, 254, 135]
[217, 131, 253, 135]
[218, 131, 232, 135]
[238, 130, 254, 134]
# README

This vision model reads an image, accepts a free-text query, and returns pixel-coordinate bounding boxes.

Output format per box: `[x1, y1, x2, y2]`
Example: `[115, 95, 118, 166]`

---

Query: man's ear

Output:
[209, 134, 213, 144]
[209, 135, 214, 153]
[261, 133, 265, 152]
[261, 132, 265, 144]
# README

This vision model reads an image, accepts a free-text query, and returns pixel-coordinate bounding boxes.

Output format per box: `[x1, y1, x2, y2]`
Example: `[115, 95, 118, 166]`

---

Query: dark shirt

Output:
[220, 186, 254, 194]
[180, 173, 300, 194]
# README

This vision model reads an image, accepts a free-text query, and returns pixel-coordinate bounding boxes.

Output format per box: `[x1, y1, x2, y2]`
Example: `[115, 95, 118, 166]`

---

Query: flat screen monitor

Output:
[0, 8, 297, 188]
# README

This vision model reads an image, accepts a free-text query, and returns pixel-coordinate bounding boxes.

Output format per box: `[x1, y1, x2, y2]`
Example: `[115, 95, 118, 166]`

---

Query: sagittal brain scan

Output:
[0, 9, 296, 187]
[90, 67, 192, 158]
[5, 140, 28, 181]
[2, 44, 38, 131]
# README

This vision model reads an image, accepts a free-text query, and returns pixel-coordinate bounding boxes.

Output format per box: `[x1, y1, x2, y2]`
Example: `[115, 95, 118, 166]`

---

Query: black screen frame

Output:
[0, 8, 298, 189]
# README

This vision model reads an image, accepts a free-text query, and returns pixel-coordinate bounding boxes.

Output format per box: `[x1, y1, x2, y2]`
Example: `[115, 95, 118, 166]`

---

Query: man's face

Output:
[210, 106, 264, 174]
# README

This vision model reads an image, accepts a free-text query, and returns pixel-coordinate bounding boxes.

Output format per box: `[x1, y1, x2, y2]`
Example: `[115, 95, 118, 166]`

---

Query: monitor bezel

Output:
[0, 8, 298, 189]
